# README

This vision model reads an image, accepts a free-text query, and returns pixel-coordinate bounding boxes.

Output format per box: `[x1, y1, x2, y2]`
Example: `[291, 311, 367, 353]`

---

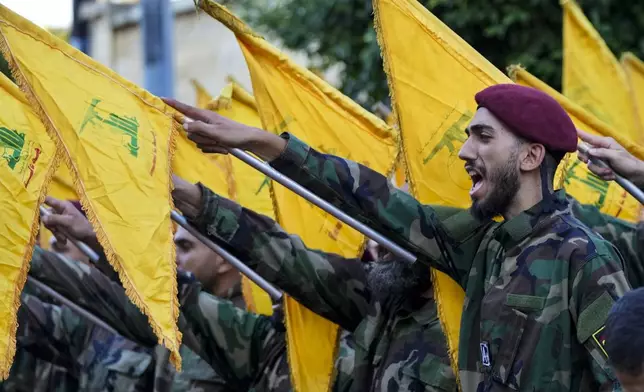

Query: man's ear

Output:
[217, 261, 234, 275]
[520, 143, 546, 172]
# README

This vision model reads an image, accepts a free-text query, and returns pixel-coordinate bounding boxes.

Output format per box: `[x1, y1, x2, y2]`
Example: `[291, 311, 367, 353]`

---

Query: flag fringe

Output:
[199, 0, 395, 143]
[0, 131, 61, 380]
[0, 25, 183, 371]
[372, 1, 461, 388]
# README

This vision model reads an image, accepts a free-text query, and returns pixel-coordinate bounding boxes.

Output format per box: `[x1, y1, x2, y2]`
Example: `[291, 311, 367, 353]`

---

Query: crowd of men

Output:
[3, 84, 644, 392]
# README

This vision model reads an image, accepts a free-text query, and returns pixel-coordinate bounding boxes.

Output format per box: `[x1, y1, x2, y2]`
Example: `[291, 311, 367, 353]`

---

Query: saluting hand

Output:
[42, 197, 97, 247]
[162, 98, 287, 161]
[171, 175, 203, 220]
[576, 129, 644, 189]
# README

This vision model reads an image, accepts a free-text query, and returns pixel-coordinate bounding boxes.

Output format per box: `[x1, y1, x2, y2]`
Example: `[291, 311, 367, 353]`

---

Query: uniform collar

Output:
[494, 190, 571, 250]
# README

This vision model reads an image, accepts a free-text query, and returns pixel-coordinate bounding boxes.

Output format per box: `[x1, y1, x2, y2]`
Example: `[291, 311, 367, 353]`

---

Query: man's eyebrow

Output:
[465, 124, 495, 135]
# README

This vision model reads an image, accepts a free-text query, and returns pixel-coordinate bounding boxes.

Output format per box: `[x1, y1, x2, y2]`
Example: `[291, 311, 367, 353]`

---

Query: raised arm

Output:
[174, 179, 371, 331]
[28, 246, 158, 346]
[570, 198, 644, 288]
[179, 276, 287, 391]
[164, 98, 489, 285]
[16, 293, 78, 369]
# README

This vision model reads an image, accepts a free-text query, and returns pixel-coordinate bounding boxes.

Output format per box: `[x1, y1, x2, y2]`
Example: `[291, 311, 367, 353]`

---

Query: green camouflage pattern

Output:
[177, 268, 359, 392]
[26, 246, 232, 391]
[1, 282, 79, 392]
[179, 275, 292, 391]
[1, 349, 78, 392]
[191, 195, 456, 388]
[570, 197, 644, 289]
[191, 133, 630, 391]
[19, 248, 157, 392]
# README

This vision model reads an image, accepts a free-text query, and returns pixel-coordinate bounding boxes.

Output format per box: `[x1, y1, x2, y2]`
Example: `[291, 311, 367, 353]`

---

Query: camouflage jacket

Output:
[192, 201, 455, 387]
[1, 283, 79, 392]
[27, 246, 230, 391]
[1, 344, 78, 392]
[178, 266, 358, 392]
[21, 247, 156, 391]
[179, 275, 291, 391]
[570, 198, 644, 288]
[192, 133, 629, 391]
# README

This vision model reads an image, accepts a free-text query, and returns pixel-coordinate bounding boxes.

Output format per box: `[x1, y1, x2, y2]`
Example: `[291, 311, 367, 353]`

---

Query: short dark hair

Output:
[605, 288, 644, 376]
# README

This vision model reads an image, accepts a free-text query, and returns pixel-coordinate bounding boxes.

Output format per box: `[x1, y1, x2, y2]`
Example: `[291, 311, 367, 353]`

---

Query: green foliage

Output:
[236, 0, 644, 108]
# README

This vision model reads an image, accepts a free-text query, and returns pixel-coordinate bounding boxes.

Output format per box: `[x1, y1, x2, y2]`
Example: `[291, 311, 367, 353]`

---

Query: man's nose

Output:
[458, 137, 475, 161]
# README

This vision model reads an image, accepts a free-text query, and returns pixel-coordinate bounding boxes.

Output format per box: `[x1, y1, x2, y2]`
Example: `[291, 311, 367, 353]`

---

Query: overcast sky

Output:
[3, 0, 73, 28]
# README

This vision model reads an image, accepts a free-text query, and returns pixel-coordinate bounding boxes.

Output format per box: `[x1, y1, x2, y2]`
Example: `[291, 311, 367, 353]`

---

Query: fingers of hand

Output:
[199, 145, 229, 154]
[50, 228, 68, 246]
[577, 151, 589, 163]
[162, 98, 213, 123]
[587, 162, 615, 180]
[588, 147, 622, 165]
[45, 196, 67, 214]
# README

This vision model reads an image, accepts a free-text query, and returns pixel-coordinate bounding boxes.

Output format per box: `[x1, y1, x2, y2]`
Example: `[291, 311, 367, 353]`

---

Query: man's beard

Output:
[470, 149, 520, 221]
[366, 259, 432, 300]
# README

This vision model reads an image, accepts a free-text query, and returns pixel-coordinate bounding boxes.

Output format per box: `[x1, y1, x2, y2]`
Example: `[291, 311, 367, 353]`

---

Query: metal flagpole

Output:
[228, 148, 418, 263]
[171, 211, 283, 302]
[26, 276, 119, 335]
[40, 206, 100, 263]
[578, 142, 644, 205]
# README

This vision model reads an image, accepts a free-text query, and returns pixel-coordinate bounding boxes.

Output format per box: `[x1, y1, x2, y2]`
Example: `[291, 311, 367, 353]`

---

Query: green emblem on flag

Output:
[80, 98, 140, 157]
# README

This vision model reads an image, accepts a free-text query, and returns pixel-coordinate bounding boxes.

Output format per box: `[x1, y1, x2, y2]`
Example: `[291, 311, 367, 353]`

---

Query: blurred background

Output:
[4, 0, 643, 108]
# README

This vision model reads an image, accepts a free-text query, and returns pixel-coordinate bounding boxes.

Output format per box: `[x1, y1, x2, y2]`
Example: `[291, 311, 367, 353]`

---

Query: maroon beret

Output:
[475, 84, 577, 153]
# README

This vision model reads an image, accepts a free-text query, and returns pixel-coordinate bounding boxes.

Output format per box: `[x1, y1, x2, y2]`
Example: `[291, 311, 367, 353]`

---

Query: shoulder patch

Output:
[592, 326, 608, 358]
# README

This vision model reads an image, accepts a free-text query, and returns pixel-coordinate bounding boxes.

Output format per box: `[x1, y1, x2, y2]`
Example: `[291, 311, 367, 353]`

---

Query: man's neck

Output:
[503, 180, 545, 220]
[209, 273, 242, 299]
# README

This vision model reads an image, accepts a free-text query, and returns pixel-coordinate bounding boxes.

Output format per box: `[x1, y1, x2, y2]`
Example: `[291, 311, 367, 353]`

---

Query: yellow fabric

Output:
[0, 72, 56, 378]
[373, 0, 513, 379]
[622, 53, 644, 137]
[200, 2, 399, 390]
[562, 0, 642, 141]
[205, 81, 275, 316]
[509, 66, 641, 223]
[190, 79, 214, 111]
[0, 6, 183, 368]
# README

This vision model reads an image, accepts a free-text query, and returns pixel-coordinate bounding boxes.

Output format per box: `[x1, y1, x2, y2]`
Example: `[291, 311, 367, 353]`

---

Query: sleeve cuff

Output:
[189, 183, 241, 244]
[270, 133, 311, 173]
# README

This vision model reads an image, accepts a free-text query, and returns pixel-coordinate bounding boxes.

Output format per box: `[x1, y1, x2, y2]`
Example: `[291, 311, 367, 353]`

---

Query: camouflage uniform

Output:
[19, 248, 157, 391]
[189, 133, 629, 391]
[1, 283, 79, 392]
[570, 197, 644, 288]
[27, 246, 242, 391]
[178, 268, 358, 392]
[179, 274, 292, 391]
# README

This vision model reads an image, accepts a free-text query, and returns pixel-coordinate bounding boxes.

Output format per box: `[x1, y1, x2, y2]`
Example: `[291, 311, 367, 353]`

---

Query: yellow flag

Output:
[0, 72, 56, 377]
[200, 2, 399, 390]
[509, 66, 642, 223]
[622, 53, 644, 135]
[562, 0, 642, 141]
[0, 6, 182, 368]
[373, 0, 513, 378]
[190, 79, 213, 110]
[207, 81, 275, 316]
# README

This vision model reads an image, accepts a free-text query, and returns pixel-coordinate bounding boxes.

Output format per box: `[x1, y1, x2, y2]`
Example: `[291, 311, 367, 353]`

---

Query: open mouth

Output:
[466, 167, 485, 198]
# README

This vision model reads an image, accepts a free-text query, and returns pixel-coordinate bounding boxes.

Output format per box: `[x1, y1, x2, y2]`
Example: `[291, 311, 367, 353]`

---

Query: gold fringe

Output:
[0, 25, 183, 371]
[373, 0, 461, 388]
[0, 137, 62, 379]
[199, 2, 401, 390]
[198, 0, 395, 143]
